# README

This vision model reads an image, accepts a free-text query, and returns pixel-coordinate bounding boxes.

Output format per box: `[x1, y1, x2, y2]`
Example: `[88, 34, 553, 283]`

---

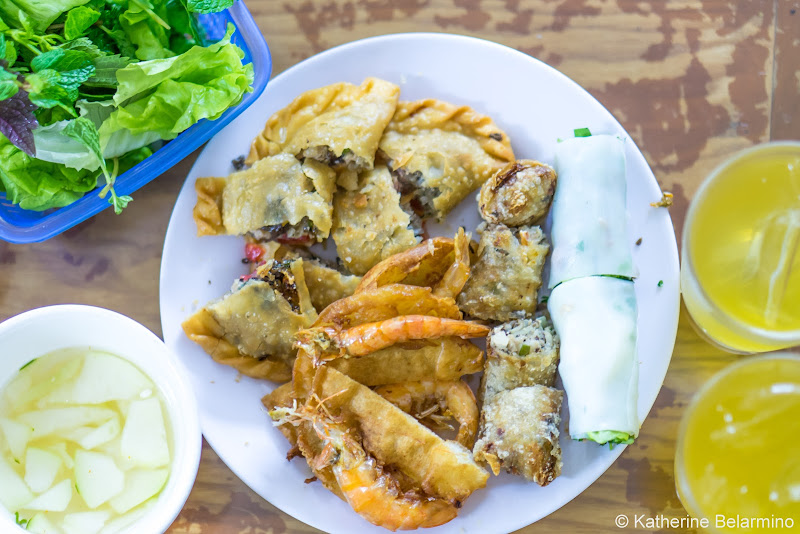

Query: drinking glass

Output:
[680, 142, 800, 353]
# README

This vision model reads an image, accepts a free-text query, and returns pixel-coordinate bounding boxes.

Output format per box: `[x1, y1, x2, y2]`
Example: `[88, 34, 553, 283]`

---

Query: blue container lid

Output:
[0, 2, 272, 244]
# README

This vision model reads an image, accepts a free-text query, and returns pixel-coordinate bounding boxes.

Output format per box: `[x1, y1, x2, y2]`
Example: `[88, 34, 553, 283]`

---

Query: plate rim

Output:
[159, 31, 680, 534]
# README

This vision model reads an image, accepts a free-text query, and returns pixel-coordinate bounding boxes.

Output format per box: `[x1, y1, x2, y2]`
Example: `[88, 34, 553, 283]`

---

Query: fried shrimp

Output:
[272, 398, 458, 531]
[432, 228, 471, 299]
[375, 379, 479, 448]
[299, 316, 489, 359]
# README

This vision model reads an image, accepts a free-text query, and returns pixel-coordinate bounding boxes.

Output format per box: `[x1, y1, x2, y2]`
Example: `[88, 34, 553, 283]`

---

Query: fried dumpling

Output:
[331, 166, 422, 275]
[192, 154, 336, 244]
[379, 99, 514, 220]
[182, 258, 318, 382]
[247, 78, 400, 171]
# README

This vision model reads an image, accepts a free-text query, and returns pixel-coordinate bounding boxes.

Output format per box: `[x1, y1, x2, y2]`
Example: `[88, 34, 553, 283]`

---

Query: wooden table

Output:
[2, 1, 798, 532]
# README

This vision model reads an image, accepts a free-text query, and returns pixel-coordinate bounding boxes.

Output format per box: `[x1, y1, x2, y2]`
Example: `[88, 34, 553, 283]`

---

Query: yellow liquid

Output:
[684, 144, 800, 352]
[677, 355, 800, 531]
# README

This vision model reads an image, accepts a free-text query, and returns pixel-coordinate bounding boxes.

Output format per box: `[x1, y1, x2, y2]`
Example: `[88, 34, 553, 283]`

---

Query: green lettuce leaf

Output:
[64, 5, 101, 40]
[100, 24, 252, 140]
[0, 0, 90, 32]
[186, 0, 235, 14]
[585, 430, 635, 446]
[119, 0, 173, 60]
[0, 133, 97, 210]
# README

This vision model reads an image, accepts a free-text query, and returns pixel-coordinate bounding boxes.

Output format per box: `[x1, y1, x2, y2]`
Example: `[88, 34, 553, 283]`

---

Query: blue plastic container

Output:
[0, 2, 271, 244]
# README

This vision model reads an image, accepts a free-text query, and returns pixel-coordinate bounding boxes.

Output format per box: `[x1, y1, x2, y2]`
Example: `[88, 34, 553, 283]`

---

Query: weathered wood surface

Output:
[1, 1, 798, 532]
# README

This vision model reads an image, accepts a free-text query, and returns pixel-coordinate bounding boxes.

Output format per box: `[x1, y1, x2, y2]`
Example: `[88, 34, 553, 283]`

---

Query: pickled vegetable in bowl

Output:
[0, 348, 173, 534]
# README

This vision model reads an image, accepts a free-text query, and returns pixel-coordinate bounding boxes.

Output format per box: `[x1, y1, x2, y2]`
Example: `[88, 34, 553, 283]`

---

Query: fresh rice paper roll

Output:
[547, 275, 639, 444]
[548, 134, 634, 288]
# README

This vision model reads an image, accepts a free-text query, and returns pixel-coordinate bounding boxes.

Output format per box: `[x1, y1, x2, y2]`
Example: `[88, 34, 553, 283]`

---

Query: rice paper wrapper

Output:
[548, 276, 639, 439]
[548, 135, 634, 288]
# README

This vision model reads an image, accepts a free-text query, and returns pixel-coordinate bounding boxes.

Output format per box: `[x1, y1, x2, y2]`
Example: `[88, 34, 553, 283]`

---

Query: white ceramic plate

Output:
[160, 33, 680, 534]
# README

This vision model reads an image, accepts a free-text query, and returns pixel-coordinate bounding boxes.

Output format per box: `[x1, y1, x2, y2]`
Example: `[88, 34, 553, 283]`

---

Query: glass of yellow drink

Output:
[675, 353, 800, 532]
[681, 142, 800, 353]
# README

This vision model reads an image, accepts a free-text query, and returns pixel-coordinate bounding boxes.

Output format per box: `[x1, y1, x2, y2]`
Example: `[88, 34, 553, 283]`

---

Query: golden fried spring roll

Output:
[473, 385, 563, 485]
[473, 317, 563, 486]
[480, 317, 560, 401]
[457, 223, 549, 321]
[478, 160, 557, 226]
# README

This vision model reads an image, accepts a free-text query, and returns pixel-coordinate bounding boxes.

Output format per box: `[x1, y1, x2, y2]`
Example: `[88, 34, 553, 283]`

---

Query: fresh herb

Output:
[586, 430, 634, 446]
[19, 358, 37, 370]
[540, 295, 549, 304]
[14, 511, 28, 528]
[603, 274, 635, 282]
[574, 127, 592, 137]
[186, 0, 236, 13]
[518, 344, 531, 356]
[658, 280, 664, 288]
[0, 0, 251, 213]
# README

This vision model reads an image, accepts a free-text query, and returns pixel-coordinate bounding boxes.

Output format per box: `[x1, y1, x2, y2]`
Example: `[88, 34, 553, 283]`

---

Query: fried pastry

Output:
[457, 223, 549, 321]
[331, 166, 422, 275]
[312, 366, 489, 501]
[473, 385, 563, 486]
[193, 154, 336, 243]
[182, 258, 318, 381]
[379, 99, 514, 220]
[473, 318, 563, 486]
[479, 160, 557, 226]
[480, 317, 560, 402]
[247, 78, 400, 171]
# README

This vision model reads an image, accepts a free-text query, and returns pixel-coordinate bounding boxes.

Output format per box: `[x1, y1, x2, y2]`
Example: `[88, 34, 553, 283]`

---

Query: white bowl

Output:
[0, 305, 201, 534]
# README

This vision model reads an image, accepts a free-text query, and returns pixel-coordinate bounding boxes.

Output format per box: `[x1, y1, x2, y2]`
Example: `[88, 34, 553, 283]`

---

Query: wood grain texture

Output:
[0, 0, 796, 532]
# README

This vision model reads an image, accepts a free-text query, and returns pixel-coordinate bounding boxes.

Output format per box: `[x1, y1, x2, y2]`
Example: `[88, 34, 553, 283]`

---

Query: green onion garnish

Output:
[518, 344, 531, 356]
[574, 127, 592, 137]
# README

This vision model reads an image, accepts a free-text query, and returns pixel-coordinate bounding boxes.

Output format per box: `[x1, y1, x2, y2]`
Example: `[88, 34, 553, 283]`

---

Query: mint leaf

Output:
[0, 89, 38, 155]
[31, 49, 95, 91]
[65, 6, 101, 40]
[0, 67, 19, 100]
[25, 69, 73, 110]
[186, 0, 236, 14]
[85, 54, 130, 87]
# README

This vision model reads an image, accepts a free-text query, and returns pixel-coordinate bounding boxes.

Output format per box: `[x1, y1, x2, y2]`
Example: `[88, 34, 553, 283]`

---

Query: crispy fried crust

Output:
[193, 177, 227, 236]
[312, 366, 488, 501]
[357, 237, 455, 292]
[182, 309, 292, 382]
[457, 224, 549, 321]
[481, 318, 560, 402]
[478, 160, 557, 226]
[315, 284, 462, 329]
[473, 386, 563, 486]
[183, 259, 317, 382]
[379, 99, 514, 218]
[247, 78, 400, 170]
[327, 338, 484, 386]
[332, 166, 421, 275]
